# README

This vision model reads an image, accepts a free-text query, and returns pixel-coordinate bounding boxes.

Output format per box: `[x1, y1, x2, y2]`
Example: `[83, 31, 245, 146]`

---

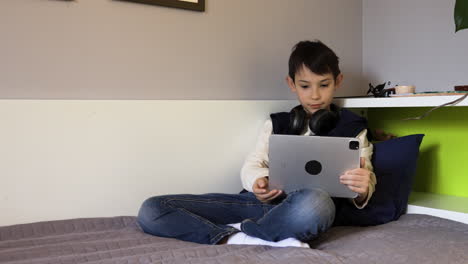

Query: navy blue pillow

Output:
[333, 134, 425, 226]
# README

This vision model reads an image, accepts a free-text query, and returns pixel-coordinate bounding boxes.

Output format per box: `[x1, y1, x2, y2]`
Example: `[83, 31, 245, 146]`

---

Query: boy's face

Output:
[286, 65, 343, 115]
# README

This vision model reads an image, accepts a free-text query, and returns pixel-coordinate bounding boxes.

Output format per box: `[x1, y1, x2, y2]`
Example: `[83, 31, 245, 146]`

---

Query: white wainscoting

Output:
[0, 100, 297, 226]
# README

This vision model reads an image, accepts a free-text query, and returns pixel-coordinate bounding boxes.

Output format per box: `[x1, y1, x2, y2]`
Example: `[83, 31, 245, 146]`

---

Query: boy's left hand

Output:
[340, 158, 370, 199]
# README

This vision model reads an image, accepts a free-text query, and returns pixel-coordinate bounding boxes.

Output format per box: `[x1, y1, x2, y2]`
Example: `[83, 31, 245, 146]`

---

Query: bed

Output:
[1, 101, 467, 263]
[1, 214, 467, 264]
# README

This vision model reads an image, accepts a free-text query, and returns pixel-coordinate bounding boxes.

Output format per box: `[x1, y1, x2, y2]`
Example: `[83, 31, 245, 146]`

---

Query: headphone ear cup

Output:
[309, 109, 339, 136]
[288, 106, 307, 135]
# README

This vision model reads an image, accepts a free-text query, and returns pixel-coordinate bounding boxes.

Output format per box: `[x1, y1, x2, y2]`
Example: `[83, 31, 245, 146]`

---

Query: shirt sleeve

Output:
[351, 129, 377, 209]
[240, 120, 272, 192]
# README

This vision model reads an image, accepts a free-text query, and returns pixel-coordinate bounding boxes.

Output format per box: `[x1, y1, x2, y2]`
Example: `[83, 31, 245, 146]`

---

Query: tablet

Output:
[268, 135, 360, 198]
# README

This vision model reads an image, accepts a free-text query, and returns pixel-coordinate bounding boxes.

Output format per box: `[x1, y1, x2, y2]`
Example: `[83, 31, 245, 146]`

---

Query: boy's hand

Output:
[340, 158, 370, 201]
[252, 177, 283, 203]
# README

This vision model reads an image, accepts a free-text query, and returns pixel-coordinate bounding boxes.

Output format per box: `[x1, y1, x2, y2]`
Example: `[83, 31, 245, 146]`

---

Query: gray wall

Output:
[0, 0, 363, 99]
[363, 0, 468, 92]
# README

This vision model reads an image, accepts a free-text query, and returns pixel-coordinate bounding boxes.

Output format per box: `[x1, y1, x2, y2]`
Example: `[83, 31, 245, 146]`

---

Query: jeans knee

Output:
[287, 189, 335, 236]
[137, 196, 168, 234]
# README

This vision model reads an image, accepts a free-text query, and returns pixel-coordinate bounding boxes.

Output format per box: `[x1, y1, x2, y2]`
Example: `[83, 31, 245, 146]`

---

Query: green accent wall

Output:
[366, 107, 468, 198]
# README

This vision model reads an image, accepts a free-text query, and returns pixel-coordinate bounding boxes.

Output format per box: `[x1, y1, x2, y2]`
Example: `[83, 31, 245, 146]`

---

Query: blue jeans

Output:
[137, 188, 335, 245]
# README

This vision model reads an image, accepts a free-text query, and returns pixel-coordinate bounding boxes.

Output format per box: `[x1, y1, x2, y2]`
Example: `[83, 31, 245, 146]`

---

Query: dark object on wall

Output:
[455, 0, 468, 32]
[455, 85, 468, 91]
[367, 81, 395, 97]
[117, 0, 205, 12]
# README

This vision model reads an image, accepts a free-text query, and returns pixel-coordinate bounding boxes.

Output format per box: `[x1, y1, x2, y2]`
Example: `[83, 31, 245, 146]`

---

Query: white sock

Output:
[225, 223, 309, 248]
[227, 223, 241, 230]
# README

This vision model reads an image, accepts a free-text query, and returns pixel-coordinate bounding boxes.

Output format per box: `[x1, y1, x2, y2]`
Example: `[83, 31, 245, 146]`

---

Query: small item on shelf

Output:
[455, 85, 468, 91]
[367, 81, 395, 97]
[395, 85, 416, 94]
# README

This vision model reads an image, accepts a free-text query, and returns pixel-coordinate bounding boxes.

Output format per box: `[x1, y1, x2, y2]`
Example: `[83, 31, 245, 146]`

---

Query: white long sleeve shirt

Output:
[240, 119, 377, 209]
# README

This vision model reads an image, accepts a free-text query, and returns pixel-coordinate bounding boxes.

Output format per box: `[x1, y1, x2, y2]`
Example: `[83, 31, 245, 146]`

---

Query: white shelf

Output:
[333, 95, 468, 108]
[407, 192, 468, 224]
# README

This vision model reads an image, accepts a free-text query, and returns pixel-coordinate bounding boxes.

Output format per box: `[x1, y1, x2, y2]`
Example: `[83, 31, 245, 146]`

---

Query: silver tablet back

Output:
[268, 135, 360, 198]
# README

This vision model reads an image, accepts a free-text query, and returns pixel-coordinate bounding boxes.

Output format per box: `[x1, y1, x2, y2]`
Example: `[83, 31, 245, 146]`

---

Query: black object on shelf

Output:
[367, 81, 396, 97]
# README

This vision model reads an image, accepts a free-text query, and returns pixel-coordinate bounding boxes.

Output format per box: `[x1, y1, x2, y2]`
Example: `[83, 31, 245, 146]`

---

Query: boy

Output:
[137, 40, 376, 248]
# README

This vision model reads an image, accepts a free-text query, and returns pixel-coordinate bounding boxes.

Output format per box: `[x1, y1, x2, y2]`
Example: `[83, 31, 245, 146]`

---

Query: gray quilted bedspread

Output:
[1, 214, 467, 264]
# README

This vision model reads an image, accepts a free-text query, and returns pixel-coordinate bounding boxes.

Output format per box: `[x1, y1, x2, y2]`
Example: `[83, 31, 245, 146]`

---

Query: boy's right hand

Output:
[253, 177, 283, 203]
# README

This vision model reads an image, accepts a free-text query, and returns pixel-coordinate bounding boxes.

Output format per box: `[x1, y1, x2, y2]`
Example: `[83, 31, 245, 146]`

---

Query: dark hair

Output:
[288, 40, 341, 82]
